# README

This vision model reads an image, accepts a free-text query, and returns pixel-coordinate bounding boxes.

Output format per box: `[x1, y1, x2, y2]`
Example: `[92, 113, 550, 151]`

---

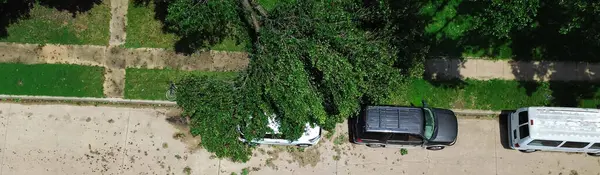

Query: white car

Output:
[238, 117, 322, 147]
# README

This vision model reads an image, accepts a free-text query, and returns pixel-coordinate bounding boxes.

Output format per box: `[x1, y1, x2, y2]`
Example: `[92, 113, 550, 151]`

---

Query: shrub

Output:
[400, 148, 408, 155]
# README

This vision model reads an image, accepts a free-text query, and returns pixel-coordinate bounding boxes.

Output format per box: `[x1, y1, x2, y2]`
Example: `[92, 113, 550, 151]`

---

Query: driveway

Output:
[0, 103, 598, 175]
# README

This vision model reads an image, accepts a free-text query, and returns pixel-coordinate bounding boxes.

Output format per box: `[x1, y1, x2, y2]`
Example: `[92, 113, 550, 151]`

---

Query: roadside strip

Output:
[0, 94, 507, 116]
[0, 95, 176, 106]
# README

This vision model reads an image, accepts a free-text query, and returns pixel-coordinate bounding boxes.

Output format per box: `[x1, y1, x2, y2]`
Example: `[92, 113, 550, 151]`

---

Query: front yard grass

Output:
[124, 1, 178, 49]
[125, 1, 248, 51]
[390, 78, 600, 110]
[124, 68, 238, 100]
[0, 1, 110, 45]
[0, 63, 104, 97]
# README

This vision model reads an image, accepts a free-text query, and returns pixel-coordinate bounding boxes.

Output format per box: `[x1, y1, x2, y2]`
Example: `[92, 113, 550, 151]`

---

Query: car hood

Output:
[431, 109, 458, 143]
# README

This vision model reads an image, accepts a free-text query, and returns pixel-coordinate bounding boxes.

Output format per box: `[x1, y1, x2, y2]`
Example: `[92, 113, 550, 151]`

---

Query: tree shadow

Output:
[509, 56, 600, 107]
[347, 114, 357, 143]
[428, 0, 600, 62]
[132, 0, 169, 28]
[132, 0, 249, 55]
[0, 0, 102, 38]
[38, 0, 102, 16]
[424, 77, 467, 89]
[510, 1, 600, 62]
[0, 0, 33, 37]
[423, 58, 467, 88]
[547, 81, 600, 107]
[426, 0, 508, 59]
[423, 0, 600, 107]
[497, 110, 515, 149]
[358, 0, 432, 76]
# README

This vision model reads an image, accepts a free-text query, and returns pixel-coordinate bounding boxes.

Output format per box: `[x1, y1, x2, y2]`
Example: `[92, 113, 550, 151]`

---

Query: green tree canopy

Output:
[470, 0, 540, 39]
[238, 0, 402, 139]
[176, 74, 252, 162]
[165, 0, 241, 51]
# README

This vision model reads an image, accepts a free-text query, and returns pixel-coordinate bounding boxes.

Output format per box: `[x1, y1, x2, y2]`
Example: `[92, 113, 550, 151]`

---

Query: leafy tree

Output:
[165, 0, 241, 51]
[175, 74, 252, 162]
[239, 0, 403, 139]
[357, 0, 430, 77]
[555, 1, 600, 47]
[470, 0, 540, 39]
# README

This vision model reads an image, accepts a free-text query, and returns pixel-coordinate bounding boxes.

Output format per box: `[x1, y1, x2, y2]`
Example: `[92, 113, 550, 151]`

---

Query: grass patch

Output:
[1, 2, 110, 45]
[125, 1, 248, 51]
[389, 78, 600, 110]
[125, 1, 179, 49]
[400, 148, 408, 155]
[183, 166, 191, 175]
[124, 68, 238, 100]
[333, 135, 347, 145]
[462, 41, 513, 59]
[0, 63, 104, 97]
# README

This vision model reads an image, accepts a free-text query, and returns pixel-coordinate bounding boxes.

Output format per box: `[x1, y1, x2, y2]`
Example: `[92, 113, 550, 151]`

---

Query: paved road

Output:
[0, 103, 598, 175]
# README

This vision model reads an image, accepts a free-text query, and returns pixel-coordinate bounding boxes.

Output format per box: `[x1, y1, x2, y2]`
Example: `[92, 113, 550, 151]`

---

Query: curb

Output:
[0, 95, 503, 116]
[0, 95, 176, 106]
[452, 109, 502, 116]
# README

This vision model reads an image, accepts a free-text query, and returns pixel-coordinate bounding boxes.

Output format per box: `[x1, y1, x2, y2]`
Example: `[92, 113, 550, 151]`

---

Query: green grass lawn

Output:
[125, 1, 178, 49]
[124, 68, 238, 100]
[125, 1, 248, 51]
[0, 63, 104, 97]
[389, 78, 600, 110]
[0, 1, 110, 45]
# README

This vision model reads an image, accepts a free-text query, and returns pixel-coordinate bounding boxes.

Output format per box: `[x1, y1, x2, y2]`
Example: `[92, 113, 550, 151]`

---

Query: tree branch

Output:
[249, 0, 268, 17]
[240, 0, 261, 33]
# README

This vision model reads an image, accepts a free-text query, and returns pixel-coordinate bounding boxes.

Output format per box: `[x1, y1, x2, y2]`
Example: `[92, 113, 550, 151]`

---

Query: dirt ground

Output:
[109, 0, 128, 46]
[0, 103, 598, 175]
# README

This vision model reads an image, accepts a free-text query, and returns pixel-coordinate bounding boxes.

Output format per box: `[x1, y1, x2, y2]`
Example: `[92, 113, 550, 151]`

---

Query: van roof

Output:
[527, 107, 600, 142]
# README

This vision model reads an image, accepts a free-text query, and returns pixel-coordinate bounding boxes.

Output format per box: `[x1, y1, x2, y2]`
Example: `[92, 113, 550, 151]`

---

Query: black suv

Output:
[351, 104, 458, 150]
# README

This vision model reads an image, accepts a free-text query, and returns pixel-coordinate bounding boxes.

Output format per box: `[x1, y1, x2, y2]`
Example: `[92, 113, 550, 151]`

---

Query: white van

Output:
[508, 107, 600, 156]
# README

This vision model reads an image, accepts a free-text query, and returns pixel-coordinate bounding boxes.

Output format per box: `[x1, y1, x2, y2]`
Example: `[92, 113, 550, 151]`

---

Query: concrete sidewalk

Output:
[426, 59, 600, 81]
[0, 103, 598, 175]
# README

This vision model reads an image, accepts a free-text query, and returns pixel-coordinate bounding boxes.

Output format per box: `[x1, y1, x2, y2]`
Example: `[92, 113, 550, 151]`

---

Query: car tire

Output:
[426, 146, 445, 150]
[297, 144, 312, 148]
[519, 149, 536, 153]
[587, 152, 600, 156]
[366, 144, 384, 148]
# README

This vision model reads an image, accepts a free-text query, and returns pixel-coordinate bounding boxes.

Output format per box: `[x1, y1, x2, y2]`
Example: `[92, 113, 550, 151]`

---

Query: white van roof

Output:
[527, 107, 600, 142]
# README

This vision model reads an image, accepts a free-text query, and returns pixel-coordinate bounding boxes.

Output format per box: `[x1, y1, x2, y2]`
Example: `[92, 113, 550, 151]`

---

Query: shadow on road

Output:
[497, 110, 515, 149]
[347, 115, 357, 143]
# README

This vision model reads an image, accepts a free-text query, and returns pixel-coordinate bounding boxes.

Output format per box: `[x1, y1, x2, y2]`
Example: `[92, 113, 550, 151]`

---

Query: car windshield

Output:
[423, 108, 435, 140]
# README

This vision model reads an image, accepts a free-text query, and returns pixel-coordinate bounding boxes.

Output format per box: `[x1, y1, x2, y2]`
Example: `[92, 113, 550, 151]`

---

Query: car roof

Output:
[266, 115, 320, 135]
[526, 107, 600, 142]
[364, 106, 424, 135]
